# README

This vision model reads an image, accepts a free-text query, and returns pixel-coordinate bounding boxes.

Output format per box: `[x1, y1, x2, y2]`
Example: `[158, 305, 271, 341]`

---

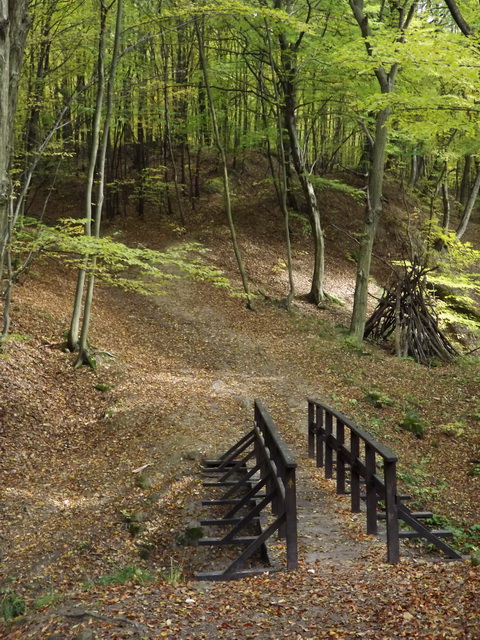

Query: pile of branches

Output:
[364, 261, 457, 366]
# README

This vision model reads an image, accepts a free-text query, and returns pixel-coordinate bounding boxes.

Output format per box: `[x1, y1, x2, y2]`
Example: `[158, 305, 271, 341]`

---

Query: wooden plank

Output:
[350, 431, 361, 513]
[325, 412, 333, 479]
[336, 418, 346, 494]
[365, 444, 378, 535]
[199, 536, 258, 546]
[397, 504, 462, 559]
[384, 459, 399, 564]
[200, 517, 260, 526]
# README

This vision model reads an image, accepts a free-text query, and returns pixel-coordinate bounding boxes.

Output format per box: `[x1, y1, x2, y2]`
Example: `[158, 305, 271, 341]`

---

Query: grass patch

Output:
[96, 565, 155, 587]
[1, 590, 26, 620]
[34, 591, 62, 610]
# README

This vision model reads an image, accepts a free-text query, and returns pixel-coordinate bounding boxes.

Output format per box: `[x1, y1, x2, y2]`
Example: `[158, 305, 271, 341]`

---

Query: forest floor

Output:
[1, 172, 480, 639]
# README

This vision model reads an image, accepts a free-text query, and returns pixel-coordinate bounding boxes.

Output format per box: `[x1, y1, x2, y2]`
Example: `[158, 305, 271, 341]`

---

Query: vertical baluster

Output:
[336, 419, 346, 494]
[284, 465, 298, 570]
[384, 458, 399, 563]
[277, 457, 286, 537]
[316, 406, 324, 468]
[325, 412, 333, 479]
[365, 444, 377, 535]
[308, 401, 315, 458]
[350, 431, 361, 513]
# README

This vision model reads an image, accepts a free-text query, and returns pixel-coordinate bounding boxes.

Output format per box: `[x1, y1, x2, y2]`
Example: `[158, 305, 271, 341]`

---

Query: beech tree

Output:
[0, 0, 30, 340]
[348, 0, 417, 341]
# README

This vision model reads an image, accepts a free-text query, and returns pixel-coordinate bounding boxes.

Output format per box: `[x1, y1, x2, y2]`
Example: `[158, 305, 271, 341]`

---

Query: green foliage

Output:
[96, 565, 154, 587]
[467, 464, 480, 477]
[95, 383, 111, 392]
[438, 421, 465, 438]
[307, 175, 364, 200]
[163, 559, 184, 584]
[0, 589, 26, 620]
[363, 390, 394, 408]
[425, 515, 480, 555]
[135, 473, 152, 490]
[34, 590, 62, 610]
[12, 217, 231, 296]
[399, 409, 427, 438]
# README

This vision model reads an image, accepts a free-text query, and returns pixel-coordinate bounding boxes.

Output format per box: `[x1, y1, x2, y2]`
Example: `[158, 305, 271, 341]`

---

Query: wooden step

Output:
[203, 480, 255, 487]
[398, 529, 453, 539]
[196, 567, 271, 581]
[199, 536, 258, 546]
[377, 511, 433, 520]
[201, 517, 260, 526]
[202, 495, 265, 505]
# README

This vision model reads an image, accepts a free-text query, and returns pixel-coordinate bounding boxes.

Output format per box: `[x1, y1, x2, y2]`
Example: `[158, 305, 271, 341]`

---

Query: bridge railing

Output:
[308, 397, 400, 563]
[198, 399, 297, 579]
[254, 399, 298, 570]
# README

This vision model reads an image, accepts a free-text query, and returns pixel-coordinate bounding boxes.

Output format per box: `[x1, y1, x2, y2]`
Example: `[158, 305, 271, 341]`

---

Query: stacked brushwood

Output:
[364, 262, 457, 366]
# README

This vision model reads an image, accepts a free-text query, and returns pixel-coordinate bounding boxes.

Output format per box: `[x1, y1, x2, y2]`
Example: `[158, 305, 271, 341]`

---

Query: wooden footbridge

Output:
[197, 398, 462, 580]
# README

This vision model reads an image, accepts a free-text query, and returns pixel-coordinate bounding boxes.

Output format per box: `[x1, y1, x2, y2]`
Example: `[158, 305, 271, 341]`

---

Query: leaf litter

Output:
[0, 212, 479, 639]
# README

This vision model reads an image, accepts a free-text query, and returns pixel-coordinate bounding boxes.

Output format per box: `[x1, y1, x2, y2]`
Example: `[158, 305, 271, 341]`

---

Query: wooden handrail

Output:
[308, 397, 400, 563]
[255, 399, 297, 468]
[308, 397, 398, 462]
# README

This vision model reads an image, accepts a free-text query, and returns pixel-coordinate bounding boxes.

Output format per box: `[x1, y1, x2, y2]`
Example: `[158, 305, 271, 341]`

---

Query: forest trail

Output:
[2, 244, 479, 639]
[141, 271, 378, 569]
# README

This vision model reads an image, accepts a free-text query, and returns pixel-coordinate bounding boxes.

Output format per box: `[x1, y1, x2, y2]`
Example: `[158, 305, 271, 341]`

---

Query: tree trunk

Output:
[195, 17, 252, 307]
[350, 107, 390, 341]
[280, 52, 325, 304]
[67, 0, 108, 353]
[0, 0, 30, 342]
[456, 161, 480, 239]
[75, 0, 123, 368]
[265, 30, 295, 309]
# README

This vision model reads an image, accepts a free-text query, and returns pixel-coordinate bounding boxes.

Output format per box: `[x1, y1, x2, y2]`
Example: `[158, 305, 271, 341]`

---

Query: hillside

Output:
[1, 169, 480, 639]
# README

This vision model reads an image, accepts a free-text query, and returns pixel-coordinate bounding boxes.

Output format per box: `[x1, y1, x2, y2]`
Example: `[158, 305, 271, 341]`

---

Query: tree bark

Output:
[195, 16, 252, 307]
[0, 0, 30, 342]
[456, 161, 480, 239]
[75, 0, 123, 368]
[350, 106, 390, 340]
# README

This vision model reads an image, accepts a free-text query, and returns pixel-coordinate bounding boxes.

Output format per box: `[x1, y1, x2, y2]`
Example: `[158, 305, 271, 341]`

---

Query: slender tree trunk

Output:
[265, 29, 295, 309]
[67, 1, 108, 353]
[195, 17, 252, 307]
[459, 154, 471, 205]
[74, 0, 123, 368]
[348, 0, 407, 341]
[161, 38, 186, 226]
[350, 107, 390, 341]
[283, 97, 325, 304]
[456, 161, 480, 239]
[442, 181, 450, 230]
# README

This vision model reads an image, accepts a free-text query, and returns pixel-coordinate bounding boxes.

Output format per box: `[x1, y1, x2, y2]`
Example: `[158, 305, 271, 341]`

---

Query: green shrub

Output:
[439, 422, 465, 438]
[399, 409, 426, 438]
[1, 590, 26, 620]
[364, 391, 394, 408]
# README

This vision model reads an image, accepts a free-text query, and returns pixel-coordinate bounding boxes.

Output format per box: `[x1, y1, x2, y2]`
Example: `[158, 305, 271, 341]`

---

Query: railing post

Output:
[277, 458, 285, 536]
[384, 459, 400, 563]
[336, 418, 346, 494]
[284, 465, 298, 570]
[365, 444, 378, 535]
[316, 406, 324, 468]
[308, 401, 315, 458]
[350, 431, 361, 513]
[325, 412, 333, 479]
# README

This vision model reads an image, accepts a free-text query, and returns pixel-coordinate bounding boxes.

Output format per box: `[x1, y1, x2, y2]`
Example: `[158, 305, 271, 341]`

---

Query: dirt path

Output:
[142, 274, 377, 569]
[2, 255, 479, 639]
